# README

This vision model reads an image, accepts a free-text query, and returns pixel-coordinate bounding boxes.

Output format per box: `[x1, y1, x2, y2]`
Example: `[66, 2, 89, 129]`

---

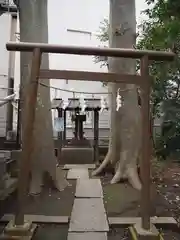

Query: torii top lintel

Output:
[6, 41, 175, 61]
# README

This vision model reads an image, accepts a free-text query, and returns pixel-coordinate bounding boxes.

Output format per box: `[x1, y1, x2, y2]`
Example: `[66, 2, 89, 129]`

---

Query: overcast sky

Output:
[136, 0, 148, 23]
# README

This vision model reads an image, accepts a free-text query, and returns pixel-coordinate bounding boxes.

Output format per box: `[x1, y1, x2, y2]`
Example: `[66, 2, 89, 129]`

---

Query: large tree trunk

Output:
[93, 0, 142, 190]
[18, 0, 68, 194]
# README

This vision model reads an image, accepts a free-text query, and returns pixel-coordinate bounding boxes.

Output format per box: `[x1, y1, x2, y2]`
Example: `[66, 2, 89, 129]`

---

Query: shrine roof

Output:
[51, 98, 107, 110]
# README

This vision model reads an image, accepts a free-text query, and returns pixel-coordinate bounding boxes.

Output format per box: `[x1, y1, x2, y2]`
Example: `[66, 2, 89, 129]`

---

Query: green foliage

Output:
[96, 18, 109, 43]
[95, 0, 180, 158]
[93, 18, 109, 69]
[138, 0, 180, 157]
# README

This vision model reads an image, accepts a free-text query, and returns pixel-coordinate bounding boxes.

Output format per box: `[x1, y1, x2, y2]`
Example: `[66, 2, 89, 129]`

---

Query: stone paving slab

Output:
[108, 216, 177, 226]
[63, 164, 96, 170]
[69, 198, 109, 232]
[75, 179, 103, 198]
[67, 232, 107, 240]
[67, 168, 89, 180]
[0, 214, 69, 224]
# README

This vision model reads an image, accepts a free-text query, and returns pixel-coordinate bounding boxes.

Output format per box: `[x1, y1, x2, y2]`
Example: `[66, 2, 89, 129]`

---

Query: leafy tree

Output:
[138, 0, 180, 157]
[95, 0, 180, 158]
[94, 18, 109, 68]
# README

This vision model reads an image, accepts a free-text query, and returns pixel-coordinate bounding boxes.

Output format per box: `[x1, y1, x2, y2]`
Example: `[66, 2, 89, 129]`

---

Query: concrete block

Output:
[0, 220, 37, 240]
[4, 220, 32, 235]
[129, 222, 160, 240]
[60, 147, 94, 164]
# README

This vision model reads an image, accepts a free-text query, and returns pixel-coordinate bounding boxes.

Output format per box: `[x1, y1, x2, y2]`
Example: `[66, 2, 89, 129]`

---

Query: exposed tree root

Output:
[29, 162, 69, 195]
[92, 150, 111, 176]
[29, 169, 43, 195]
[110, 147, 142, 191]
[110, 150, 127, 184]
[126, 166, 142, 190]
[110, 164, 141, 190]
[110, 170, 121, 184]
[53, 165, 70, 191]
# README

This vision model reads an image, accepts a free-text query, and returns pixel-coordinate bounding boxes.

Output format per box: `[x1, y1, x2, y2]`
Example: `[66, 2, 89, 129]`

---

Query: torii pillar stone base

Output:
[0, 220, 37, 240]
[129, 222, 162, 240]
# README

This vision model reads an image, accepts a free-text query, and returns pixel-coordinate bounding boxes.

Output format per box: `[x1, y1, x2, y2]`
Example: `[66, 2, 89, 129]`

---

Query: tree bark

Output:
[92, 0, 142, 190]
[18, 0, 68, 194]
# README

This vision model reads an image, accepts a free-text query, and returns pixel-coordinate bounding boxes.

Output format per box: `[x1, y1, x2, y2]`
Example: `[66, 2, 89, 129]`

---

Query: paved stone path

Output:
[67, 168, 89, 180]
[68, 232, 107, 240]
[75, 179, 103, 198]
[67, 165, 109, 240]
[63, 164, 96, 170]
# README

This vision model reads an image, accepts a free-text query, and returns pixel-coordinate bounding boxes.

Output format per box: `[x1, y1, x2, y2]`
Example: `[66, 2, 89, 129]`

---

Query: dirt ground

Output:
[0, 179, 76, 240]
[3, 179, 76, 217]
[102, 159, 180, 239]
[1, 161, 180, 239]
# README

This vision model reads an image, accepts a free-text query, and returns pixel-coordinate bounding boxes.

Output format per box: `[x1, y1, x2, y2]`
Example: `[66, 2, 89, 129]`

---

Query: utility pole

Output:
[6, 13, 17, 138]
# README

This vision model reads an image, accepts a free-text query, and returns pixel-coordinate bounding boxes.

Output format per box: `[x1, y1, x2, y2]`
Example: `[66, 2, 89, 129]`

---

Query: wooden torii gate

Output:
[4, 42, 175, 239]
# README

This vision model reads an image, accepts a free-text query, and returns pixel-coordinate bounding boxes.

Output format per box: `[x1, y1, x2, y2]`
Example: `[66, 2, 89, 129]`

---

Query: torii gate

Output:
[3, 41, 176, 240]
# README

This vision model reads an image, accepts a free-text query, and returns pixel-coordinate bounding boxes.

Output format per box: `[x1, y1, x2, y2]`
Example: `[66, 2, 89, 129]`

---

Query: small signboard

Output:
[54, 117, 64, 132]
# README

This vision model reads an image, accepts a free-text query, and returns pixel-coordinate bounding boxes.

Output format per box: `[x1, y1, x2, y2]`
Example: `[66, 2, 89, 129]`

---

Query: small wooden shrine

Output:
[51, 98, 107, 163]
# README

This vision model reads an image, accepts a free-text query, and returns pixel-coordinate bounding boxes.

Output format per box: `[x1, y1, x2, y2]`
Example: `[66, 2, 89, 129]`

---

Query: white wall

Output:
[48, 0, 109, 101]
[48, 0, 110, 129]
[0, 13, 11, 137]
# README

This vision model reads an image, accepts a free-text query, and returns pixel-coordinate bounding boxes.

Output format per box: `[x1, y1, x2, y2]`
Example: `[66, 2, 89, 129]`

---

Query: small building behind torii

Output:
[51, 98, 107, 164]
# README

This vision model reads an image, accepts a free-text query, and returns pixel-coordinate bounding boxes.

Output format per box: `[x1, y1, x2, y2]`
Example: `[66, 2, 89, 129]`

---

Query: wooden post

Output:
[93, 109, 99, 162]
[74, 116, 78, 139]
[16, 98, 21, 148]
[15, 48, 42, 225]
[6, 77, 14, 135]
[57, 108, 63, 162]
[63, 110, 66, 141]
[140, 55, 151, 230]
